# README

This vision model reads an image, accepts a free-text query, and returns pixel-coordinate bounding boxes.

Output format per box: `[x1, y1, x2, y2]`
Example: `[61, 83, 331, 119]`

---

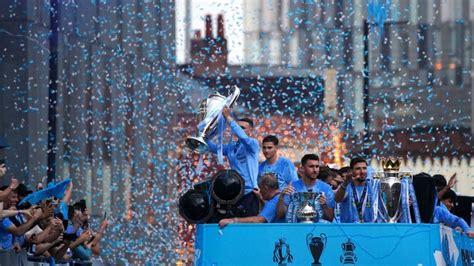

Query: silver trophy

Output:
[373, 158, 411, 223]
[288, 192, 322, 223]
[185, 86, 240, 153]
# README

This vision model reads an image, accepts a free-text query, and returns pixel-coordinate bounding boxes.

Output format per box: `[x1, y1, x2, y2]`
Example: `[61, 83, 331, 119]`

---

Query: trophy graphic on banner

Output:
[373, 157, 413, 223]
[306, 233, 327, 266]
[340, 238, 357, 264]
[185, 86, 240, 153]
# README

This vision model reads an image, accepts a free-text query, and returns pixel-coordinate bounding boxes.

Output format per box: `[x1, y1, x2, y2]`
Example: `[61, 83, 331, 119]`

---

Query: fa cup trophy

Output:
[340, 238, 357, 264]
[373, 157, 412, 223]
[186, 86, 240, 153]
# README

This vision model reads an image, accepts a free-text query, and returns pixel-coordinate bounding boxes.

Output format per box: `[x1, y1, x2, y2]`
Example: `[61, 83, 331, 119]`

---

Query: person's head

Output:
[1, 185, 18, 208]
[262, 135, 279, 161]
[237, 118, 254, 137]
[258, 173, 279, 200]
[72, 200, 89, 225]
[338, 166, 351, 176]
[297, 166, 304, 179]
[301, 154, 320, 180]
[317, 167, 337, 189]
[35, 206, 51, 229]
[333, 174, 343, 187]
[440, 189, 457, 211]
[350, 157, 367, 182]
[338, 166, 351, 181]
[433, 174, 447, 191]
[16, 183, 32, 202]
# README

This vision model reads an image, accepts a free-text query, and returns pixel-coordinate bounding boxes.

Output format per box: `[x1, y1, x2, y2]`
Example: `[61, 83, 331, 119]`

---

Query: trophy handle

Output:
[227, 86, 240, 108]
[398, 172, 413, 181]
[306, 233, 313, 250]
[320, 233, 327, 246]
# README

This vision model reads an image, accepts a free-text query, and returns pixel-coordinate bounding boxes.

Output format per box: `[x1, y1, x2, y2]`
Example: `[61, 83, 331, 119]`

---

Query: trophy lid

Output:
[381, 157, 401, 173]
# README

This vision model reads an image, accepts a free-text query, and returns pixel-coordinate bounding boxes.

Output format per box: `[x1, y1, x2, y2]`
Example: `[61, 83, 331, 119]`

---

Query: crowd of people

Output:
[0, 139, 108, 265]
[206, 109, 474, 238]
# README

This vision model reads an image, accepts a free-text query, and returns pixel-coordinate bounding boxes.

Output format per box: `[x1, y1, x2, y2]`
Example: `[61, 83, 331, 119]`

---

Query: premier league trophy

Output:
[373, 157, 413, 223]
[287, 192, 322, 223]
[306, 233, 327, 266]
[186, 86, 240, 153]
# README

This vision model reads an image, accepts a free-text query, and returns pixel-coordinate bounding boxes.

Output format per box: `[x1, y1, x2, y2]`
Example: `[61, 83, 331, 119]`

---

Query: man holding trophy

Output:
[205, 106, 260, 216]
[184, 86, 260, 218]
[276, 154, 335, 222]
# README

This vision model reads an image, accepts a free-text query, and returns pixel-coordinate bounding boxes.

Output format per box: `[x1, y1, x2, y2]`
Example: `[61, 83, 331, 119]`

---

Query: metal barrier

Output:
[0, 250, 92, 266]
[0, 249, 28, 266]
[26, 256, 92, 266]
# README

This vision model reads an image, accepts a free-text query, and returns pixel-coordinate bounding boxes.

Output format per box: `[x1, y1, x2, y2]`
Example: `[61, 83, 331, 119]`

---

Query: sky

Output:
[175, 0, 244, 65]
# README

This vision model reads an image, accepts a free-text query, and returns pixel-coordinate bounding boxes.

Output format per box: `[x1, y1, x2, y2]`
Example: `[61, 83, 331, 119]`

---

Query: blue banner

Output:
[195, 224, 474, 265]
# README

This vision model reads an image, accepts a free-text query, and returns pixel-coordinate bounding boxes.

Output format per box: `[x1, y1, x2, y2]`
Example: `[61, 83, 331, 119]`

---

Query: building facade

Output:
[241, 0, 473, 135]
[0, 0, 191, 264]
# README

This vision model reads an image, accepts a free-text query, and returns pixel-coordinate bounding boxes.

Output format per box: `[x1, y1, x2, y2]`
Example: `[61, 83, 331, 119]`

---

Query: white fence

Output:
[369, 157, 474, 196]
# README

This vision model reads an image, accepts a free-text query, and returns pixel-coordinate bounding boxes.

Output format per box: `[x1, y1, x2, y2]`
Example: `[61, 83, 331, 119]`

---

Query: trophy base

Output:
[311, 263, 322, 266]
[186, 137, 208, 154]
[342, 259, 355, 264]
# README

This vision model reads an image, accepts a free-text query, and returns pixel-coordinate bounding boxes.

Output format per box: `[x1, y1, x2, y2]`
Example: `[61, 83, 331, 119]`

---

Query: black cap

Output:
[73, 199, 87, 212]
[16, 183, 31, 198]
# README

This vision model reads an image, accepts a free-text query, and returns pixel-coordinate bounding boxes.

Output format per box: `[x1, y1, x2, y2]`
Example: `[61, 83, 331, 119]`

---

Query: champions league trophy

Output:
[287, 192, 322, 223]
[373, 157, 413, 223]
[306, 233, 327, 266]
[186, 86, 240, 153]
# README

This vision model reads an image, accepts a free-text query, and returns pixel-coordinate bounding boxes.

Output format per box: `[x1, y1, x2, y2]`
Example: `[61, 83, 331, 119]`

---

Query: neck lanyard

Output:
[351, 182, 368, 222]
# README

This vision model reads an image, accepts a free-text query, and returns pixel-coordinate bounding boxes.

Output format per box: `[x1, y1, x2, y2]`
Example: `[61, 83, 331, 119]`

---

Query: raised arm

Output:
[87, 219, 108, 256]
[0, 178, 19, 202]
[62, 182, 73, 204]
[70, 229, 92, 249]
[276, 184, 294, 219]
[437, 174, 456, 200]
[49, 240, 71, 260]
[34, 238, 63, 256]
[6, 211, 42, 236]
[228, 121, 259, 153]
[335, 172, 352, 203]
[1, 209, 31, 219]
